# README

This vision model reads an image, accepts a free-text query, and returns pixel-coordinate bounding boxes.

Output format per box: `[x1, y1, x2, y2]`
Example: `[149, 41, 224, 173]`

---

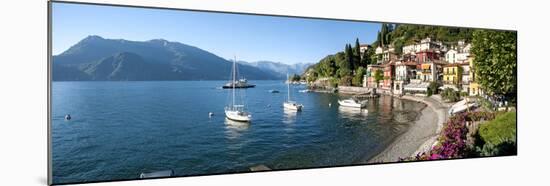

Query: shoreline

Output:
[367, 95, 449, 163]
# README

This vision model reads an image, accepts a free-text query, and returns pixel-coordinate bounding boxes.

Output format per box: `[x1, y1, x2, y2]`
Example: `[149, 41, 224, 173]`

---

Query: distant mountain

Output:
[52, 35, 280, 81]
[238, 60, 313, 79]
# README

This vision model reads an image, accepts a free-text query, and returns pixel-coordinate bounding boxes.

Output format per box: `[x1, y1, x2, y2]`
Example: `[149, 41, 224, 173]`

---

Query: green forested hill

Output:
[374, 23, 476, 54]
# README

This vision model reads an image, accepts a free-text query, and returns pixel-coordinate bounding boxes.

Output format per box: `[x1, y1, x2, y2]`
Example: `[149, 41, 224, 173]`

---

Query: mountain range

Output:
[52, 36, 304, 81]
[238, 61, 312, 79]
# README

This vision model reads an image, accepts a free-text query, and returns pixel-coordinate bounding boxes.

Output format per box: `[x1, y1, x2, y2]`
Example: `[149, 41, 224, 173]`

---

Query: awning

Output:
[404, 82, 430, 92]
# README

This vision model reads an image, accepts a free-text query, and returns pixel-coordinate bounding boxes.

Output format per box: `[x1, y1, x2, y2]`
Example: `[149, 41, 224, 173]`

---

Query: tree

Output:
[427, 82, 440, 97]
[360, 49, 370, 66]
[339, 75, 353, 86]
[343, 44, 354, 74]
[471, 30, 517, 102]
[354, 38, 361, 69]
[352, 67, 366, 86]
[376, 31, 382, 47]
[290, 74, 301, 82]
[306, 70, 318, 83]
[442, 88, 460, 102]
[374, 69, 384, 86]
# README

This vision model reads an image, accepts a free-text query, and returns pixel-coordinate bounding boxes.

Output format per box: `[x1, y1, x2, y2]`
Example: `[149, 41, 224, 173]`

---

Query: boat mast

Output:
[287, 73, 290, 102]
[232, 56, 236, 108]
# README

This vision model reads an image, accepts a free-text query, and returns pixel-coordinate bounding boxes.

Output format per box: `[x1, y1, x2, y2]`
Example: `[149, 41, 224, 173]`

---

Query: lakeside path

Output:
[367, 95, 450, 163]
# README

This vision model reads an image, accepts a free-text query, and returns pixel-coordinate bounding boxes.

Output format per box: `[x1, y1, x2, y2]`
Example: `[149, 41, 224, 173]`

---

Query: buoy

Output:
[328, 103, 332, 107]
[209, 112, 214, 117]
[65, 114, 71, 120]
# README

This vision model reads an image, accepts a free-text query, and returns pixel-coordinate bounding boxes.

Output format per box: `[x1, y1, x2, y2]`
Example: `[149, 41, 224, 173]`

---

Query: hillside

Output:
[52, 36, 280, 81]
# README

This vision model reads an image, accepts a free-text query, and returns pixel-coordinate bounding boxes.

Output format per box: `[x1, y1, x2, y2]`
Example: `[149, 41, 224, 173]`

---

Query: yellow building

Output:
[468, 57, 483, 96]
[443, 64, 462, 86]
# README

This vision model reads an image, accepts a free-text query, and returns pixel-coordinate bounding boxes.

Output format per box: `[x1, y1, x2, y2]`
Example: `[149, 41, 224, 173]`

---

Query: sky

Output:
[52, 2, 381, 65]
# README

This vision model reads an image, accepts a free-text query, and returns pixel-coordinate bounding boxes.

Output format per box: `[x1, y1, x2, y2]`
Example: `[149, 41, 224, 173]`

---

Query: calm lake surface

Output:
[51, 81, 425, 184]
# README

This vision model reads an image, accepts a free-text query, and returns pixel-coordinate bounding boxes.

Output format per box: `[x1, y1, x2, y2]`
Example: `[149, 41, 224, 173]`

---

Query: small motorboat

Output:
[338, 98, 366, 108]
[140, 170, 174, 179]
[269, 90, 280, 93]
[65, 114, 71, 120]
[448, 99, 479, 115]
[299, 89, 311, 93]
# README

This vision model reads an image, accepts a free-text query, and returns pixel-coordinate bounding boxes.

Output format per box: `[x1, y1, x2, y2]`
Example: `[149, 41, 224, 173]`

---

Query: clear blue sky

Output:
[52, 2, 381, 64]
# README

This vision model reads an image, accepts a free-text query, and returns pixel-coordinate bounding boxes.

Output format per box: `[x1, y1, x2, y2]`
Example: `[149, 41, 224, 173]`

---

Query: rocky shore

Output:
[367, 95, 449, 163]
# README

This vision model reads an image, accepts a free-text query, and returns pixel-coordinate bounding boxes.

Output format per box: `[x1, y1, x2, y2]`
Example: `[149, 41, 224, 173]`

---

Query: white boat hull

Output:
[283, 102, 303, 111]
[225, 110, 251, 122]
[338, 100, 366, 108]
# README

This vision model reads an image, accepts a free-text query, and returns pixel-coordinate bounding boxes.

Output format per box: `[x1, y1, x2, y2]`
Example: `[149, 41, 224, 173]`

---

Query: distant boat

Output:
[269, 90, 280, 93]
[225, 56, 252, 122]
[298, 89, 311, 93]
[139, 170, 174, 179]
[65, 114, 71, 120]
[283, 73, 303, 111]
[338, 98, 366, 108]
[222, 78, 256, 89]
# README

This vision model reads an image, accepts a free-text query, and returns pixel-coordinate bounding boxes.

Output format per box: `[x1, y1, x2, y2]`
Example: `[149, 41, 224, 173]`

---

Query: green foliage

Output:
[441, 88, 460, 102]
[306, 70, 318, 82]
[479, 112, 516, 147]
[343, 44, 355, 73]
[471, 30, 517, 102]
[389, 24, 475, 44]
[289, 74, 301, 82]
[339, 75, 353, 86]
[353, 38, 362, 68]
[374, 69, 384, 85]
[352, 67, 366, 86]
[476, 112, 517, 156]
[427, 82, 440, 96]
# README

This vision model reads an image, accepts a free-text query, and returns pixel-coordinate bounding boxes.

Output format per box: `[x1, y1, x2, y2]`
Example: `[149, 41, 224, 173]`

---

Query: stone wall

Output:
[338, 86, 371, 94]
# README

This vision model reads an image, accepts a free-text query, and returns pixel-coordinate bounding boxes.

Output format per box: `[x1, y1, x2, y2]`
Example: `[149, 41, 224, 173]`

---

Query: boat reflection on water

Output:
[338, 106, 368, 120]
[282, 109, 298, 124]
[224, 118, 250, 140]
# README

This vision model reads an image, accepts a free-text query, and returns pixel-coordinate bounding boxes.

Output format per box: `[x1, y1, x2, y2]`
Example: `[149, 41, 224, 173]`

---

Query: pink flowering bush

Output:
[401, 111, 496, 161]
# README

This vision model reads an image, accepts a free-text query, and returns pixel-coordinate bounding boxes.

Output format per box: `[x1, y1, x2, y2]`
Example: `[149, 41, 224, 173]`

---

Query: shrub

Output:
[477, 112, 517, 156]
[441, 88, 460, 102]
[401, 111, 501, 161]
[427, 82, 440, 97]
[339, 76, 352, 86]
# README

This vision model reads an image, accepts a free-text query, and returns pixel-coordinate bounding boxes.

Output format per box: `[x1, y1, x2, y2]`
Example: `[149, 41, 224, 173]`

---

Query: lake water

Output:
[51, 81, 425, 184]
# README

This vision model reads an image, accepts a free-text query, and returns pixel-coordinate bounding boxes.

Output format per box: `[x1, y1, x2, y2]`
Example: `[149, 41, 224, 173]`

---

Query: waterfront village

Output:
[302, 32, 516, 161]
[364, 37, 479, 97]
[307, 37, 483, 98]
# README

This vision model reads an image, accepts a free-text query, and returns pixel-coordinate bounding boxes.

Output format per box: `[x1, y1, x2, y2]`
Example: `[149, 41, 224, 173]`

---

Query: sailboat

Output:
[225, 56, 252, 122]
[283, 73, 303, 111]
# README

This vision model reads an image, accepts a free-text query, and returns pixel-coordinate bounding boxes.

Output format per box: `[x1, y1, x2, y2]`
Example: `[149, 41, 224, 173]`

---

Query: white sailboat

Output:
[225, 56, 252, 122]
[283, 74, 303, 111]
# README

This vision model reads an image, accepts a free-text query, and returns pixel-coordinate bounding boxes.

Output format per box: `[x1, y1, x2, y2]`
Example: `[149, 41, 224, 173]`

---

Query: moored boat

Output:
[283, 73, 303, 111]
[225, 56, 252, 122]
[338, 98, 366, 108]
[222, 78, 255, 89]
